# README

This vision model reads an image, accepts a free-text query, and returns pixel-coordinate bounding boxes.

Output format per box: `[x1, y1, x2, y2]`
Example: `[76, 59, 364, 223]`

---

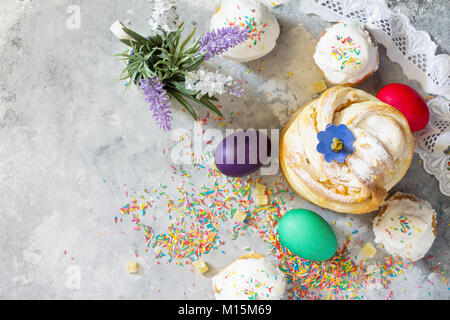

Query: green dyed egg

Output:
[278, 209, 337, 261]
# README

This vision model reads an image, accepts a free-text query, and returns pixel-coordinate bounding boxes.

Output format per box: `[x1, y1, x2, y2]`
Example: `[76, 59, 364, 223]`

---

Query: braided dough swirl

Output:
[280, 86, 414, 214]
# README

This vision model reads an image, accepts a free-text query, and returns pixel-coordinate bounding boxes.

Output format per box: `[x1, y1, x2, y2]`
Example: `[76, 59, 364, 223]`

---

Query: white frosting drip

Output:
[373, 192, 437, 261]
[313, 19, 378, 85]
[210, 0, 280, 63]
[212, 256, 286, 300]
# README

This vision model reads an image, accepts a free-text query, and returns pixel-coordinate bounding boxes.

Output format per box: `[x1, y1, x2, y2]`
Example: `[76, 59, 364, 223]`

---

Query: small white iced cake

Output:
[212, 253, 285, 300]
[373, 192, 437, 261]
[210, 0, 280, 63]
[313, 19, 379, 85]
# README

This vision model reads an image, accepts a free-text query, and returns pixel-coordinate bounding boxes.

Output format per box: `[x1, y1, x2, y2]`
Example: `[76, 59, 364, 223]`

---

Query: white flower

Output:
[148, 0, 179, 33]
[185, 69, 238, 99]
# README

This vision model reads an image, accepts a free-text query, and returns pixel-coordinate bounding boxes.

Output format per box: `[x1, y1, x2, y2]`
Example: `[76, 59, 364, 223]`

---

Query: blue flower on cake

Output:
[317, 123, 355, 163]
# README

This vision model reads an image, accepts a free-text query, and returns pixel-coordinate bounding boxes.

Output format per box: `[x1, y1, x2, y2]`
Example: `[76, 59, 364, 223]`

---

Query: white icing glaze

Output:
[210, 0, 280, 63]
[313, 19, 378, 85]
[373, 192, 437, 261]
[212, 256, 285, 300]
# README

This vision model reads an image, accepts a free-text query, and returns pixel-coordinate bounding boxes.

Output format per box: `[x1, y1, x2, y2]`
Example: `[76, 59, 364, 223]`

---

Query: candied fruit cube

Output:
[313, 80, 327, 93]
[254, 183, 266, 196]
[361, 242, 377, 258]
[125, 261, 138, 273]
[256, 195, 269, 206]
[192, 259, 209, 274]
[233, 209, 247, 222]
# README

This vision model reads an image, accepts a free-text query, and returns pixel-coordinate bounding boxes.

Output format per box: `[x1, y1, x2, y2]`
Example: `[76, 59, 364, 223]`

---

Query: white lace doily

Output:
[415, 96, 450, 196]
[299, 0, 450, 196]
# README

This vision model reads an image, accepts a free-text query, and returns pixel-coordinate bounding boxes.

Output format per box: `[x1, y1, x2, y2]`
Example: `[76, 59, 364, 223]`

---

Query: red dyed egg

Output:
[376, 83, 429, 132]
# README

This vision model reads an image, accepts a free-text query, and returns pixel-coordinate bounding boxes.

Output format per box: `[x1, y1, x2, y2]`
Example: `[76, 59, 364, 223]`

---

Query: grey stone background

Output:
[388, 0, 449, 54]
[0, 0, 448, 300]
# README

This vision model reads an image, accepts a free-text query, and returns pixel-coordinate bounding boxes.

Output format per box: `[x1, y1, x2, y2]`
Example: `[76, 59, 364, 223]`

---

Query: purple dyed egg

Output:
[214, 130, 271, 177]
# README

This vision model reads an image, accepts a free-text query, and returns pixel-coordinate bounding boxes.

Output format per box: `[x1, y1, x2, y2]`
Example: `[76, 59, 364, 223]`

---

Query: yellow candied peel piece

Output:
[125, 261, 138, 273]
[239, 253, 265, 260]
[312, 80, 327, 93]
[192, 259, 209, 274]
[233, 209, 247, 223]
[254, 183, 266, 196]
[255, 195, 269, 206]
[361, 242, 377, 258]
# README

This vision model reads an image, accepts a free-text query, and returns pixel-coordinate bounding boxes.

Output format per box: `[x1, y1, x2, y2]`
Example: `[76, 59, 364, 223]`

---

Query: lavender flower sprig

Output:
[140, 78, 173, 131]
[199, 27, 249, 61]
[228, 83, 245, 98]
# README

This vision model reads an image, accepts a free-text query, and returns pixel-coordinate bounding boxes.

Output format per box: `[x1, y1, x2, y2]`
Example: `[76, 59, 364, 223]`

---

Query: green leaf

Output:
[183, 57, 204, 72]
[168, 90, 198, 120]
[197, 96, 223, 116]
[175, 90, 222, 117]
[115, 53, 133, 59]
[122, 27, 149, 44]
[177, 26, 196, 59]
[120, 39, 138, 48]
[135, 74, 142, 87]
[171, 81, 197, 95]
